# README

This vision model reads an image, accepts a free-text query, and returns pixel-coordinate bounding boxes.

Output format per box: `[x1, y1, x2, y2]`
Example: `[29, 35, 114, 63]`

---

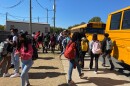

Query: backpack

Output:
[64, 40, 76, 59]
[106, 39, 113, 50]
[81, 41, 88, 51]
[62, 38, 68, 49]
[0, 41, 9, 55]
[37, 36, 42, 42]
[92, 41, 101, 54]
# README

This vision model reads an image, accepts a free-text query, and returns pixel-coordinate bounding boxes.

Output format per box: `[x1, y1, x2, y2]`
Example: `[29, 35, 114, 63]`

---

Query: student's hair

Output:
[10, 28, 14, 31]
[72, 32, 81, 42]
[92, 33, 98, 41]
[17, 33, 29, 52]
[66, 30, 71, 36]
[81, 32, 86, 38]
[104, 33, 109, 37]
[25, 31, 28, 35]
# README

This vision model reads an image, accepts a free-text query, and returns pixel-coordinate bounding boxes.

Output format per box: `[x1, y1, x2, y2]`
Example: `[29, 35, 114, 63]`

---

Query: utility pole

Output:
[53, 0, 56, 33]
[29, 0, 32, 34]
[38, 16, 39, 22]
[5, 12, 8, 30]
[6, 12, 8, 21]
[46, 8, 48, 23]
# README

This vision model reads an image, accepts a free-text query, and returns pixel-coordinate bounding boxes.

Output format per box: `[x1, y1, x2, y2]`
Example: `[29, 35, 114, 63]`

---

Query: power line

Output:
[35, 0, 47, 10]
[0, 12, 51, 21]
[8, 13, 29, 19]
[35, 0, 53, 23]
[8, 14, 23, 20]
[0, 13, 5, 15]
[0, 0, 25, 9]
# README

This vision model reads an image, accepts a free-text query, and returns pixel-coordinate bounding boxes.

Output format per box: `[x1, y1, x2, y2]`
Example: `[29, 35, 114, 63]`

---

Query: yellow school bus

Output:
[70, 22, 106, 41]
[106, 6, 130, 65]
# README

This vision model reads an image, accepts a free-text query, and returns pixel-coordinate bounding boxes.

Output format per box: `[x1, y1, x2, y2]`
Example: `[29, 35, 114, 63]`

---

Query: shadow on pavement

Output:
[115, 62, 130, 77]
[83, 68, 116, 74]
[76, 77, 130, 86]
[58, 83, 78, 86]
[31, 66, 59, 69]
[58, 83, 68, 86]
[38, 57, 54, 60]
[29, 72, 66, 79]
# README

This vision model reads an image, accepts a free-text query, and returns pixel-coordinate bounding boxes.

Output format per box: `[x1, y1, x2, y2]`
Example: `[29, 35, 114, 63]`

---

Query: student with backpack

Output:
[9, 29, 20, 78]
[80, 37, 88, 69]
[58, 32, 64, 53]
[59, 30, 71, 58]
[89, 33, 101, 74]
[0, 35, 14, 77]
[64, 32, 84, 85]
[101, 33, 114, 70]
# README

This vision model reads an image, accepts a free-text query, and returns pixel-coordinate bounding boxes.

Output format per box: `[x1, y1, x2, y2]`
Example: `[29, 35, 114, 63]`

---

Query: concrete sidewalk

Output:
[61, 54, 130, 86]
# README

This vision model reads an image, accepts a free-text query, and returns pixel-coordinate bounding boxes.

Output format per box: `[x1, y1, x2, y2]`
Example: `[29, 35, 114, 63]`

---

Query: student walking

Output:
[80, 37, 88, 69]
[0, 35, 14, 77]
[89, 33, 101, 74]
[101, 33, 115, 70]
[16, 33, 33, 86]
[59, 30, 71, 58]
[66, 32, 84, 85]
[10, 29, 20, 78]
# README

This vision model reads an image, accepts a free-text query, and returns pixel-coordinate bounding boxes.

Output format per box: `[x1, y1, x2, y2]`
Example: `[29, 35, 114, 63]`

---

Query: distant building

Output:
[6, 20, 50, 35]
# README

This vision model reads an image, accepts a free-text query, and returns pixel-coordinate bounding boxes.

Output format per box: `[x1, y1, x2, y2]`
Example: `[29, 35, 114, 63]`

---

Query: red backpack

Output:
[64, 40, 76, 59]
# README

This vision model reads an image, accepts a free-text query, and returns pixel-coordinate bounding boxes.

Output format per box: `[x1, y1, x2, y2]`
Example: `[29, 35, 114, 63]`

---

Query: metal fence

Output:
[0, 30, 10, 42]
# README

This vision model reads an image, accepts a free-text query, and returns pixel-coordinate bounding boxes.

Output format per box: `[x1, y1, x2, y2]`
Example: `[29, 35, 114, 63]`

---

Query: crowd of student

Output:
[0, 28, 115, 86]
[0, 29, 62, 86]
[0, 28, 34, 86]
[58, 30, 115, 85]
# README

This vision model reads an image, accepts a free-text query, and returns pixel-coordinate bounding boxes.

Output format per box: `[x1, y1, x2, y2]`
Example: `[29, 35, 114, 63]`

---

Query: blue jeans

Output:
[11, 52, 14, 65]
[68, 58, 82, 81]
[21, 58, 33, 86]
[13, 54, 20, 73]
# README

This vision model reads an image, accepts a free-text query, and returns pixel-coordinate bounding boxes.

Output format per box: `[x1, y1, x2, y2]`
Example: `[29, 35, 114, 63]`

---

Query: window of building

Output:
[122, 9, 130, 29]
[110, 12, 122, 30]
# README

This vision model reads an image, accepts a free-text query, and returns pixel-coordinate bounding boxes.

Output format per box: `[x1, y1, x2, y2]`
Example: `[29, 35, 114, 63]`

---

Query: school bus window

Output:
[110, 12, 122, 30]
[86, 28, 104, 34]
[122, 9, 130, 29]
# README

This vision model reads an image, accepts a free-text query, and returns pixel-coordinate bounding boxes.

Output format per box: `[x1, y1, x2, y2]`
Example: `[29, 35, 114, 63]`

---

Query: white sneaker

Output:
[10, 73, 20, 78]
[94, 71, 98, 74]
[89, 68, 92, 70]
[3, 73, 10, 77]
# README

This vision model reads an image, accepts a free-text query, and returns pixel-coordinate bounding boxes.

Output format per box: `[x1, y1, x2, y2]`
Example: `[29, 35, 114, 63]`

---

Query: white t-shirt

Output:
[13, 36, 18, 43]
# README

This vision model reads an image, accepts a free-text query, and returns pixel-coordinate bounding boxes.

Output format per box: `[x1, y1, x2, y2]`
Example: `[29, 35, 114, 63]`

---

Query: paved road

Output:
[61, 53, 130, 86]
[0, 51, 67, 86]
[0, 51, 130, 86]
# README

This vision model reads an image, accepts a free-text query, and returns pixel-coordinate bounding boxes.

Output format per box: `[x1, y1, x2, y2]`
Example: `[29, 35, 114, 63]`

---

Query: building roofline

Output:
[6, 20, 49, 25]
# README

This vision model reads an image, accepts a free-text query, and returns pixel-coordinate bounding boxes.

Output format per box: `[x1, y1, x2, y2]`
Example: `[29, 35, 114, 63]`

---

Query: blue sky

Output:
[0, 0, 130, 29]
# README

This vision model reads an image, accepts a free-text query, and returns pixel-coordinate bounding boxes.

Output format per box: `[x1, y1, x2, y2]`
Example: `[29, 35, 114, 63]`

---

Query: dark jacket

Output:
[75, 40, 82, 60]
[101, 37, 111, 52]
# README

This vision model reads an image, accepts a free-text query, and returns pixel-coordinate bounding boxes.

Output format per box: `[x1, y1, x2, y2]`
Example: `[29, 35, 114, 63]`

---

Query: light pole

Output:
[29, 0, 32, 34]
[6, 12, 8, 21]
[53, 0, 56, 33]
